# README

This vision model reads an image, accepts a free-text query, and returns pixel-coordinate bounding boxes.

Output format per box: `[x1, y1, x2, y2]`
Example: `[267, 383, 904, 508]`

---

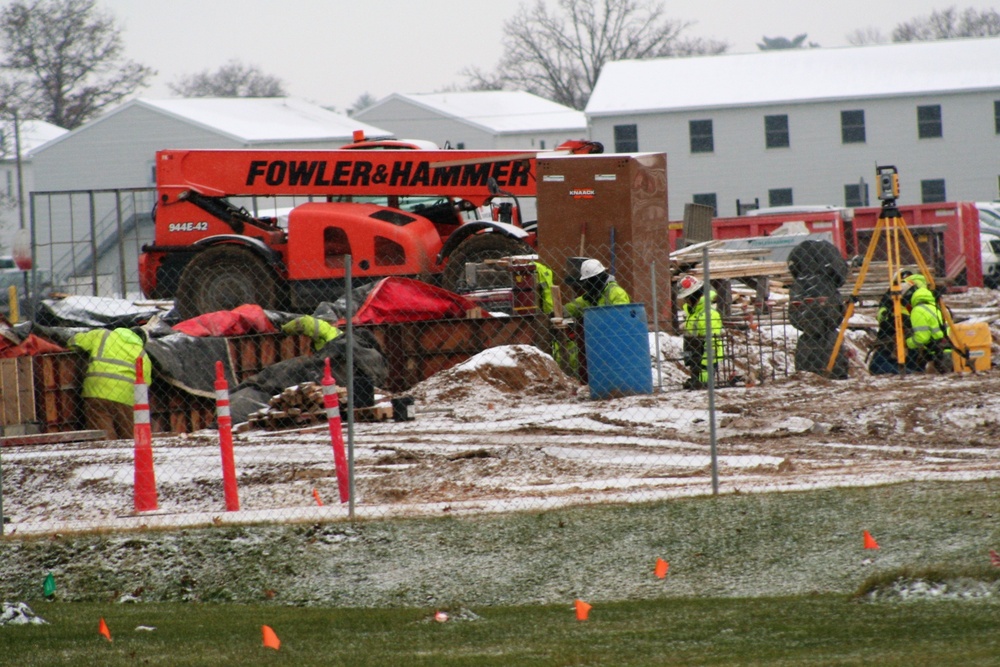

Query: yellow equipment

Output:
[827, 165, 970, 374]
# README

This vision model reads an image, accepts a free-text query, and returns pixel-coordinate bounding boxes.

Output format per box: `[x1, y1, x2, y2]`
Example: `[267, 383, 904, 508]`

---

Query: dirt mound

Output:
[408, 344, 580, 405]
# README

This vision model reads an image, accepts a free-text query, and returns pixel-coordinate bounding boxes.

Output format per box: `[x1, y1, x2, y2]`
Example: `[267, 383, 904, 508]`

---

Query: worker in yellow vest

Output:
[69, 327, 152, 439]
[281, 315, 341, 351]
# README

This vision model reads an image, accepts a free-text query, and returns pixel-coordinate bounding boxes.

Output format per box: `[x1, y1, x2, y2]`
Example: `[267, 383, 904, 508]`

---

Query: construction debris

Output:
[246, 382, 394, 431]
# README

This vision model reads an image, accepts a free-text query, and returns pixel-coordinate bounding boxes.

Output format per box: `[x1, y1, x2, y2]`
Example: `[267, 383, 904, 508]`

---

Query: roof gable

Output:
[365, 90, 586, 134]
[587, 38, 1000, 116]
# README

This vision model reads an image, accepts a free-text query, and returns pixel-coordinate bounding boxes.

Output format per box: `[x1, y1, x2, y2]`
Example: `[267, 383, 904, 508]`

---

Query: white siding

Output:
[591, 91, 1000, 218]
[356, 98, 495, 148]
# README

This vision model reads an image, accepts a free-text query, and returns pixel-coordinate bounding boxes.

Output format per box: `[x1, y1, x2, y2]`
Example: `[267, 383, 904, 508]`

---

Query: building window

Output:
[994, 101, 1000, 134]
[768, 188, 793, 207]
[613, 124, 638, 152]
[917, 104, 942, 138]
[844, 183, 869, 207]
[689, 119, 714, 153]
[921, 179, 946, 203]
[692, 193, 718, 215]
[456, 142, 465, 149]
[539, 139, 546, 150]
[841, 110, 866, 144]
[5, 170, 13, 197]
[764, 114, 789, 148]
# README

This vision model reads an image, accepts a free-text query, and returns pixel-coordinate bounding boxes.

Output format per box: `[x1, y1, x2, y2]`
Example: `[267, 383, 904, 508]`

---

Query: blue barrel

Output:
[583, 303, 653, 399]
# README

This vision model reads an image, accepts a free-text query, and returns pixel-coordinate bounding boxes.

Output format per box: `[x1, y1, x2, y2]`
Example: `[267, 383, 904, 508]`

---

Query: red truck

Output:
[140, 137, 602, 318]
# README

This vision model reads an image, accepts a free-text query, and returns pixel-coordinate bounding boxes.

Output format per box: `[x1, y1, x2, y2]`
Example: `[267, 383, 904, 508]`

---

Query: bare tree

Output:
[892, 6, 1000, 41]
[464, 0, 728, 110]
[0, 0, 154, 129]
[846, 27, 888, 46]
[169, 60, 287, 98]
[349, 92, 378, 116]
[757, 34, 819, 50]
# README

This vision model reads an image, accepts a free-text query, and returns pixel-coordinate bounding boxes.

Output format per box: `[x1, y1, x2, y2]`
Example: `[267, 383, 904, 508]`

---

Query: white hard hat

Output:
[579, 258, 606, 281]
[676, 274, 703, 299]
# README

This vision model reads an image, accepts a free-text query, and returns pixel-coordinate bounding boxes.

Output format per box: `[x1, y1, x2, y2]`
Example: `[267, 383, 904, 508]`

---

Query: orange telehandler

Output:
[140, 136, 601, 318]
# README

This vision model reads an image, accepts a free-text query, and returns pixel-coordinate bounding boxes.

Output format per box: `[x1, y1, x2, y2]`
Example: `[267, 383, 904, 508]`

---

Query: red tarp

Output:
[173, 304, 278, 337]
[0, 333, 66, 358]
[347, 277, 486, 325]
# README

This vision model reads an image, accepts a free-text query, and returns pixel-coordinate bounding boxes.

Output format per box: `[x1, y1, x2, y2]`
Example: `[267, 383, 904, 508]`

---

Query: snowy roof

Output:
[367, 91, 587, 134]
[0, 119, 67, 158]
[137, 97, 391, 143]
[587, 38, 1000, 116]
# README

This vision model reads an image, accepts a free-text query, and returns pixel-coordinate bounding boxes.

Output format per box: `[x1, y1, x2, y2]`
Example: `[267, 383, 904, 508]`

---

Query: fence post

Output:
[344, 255, 355, 518]
[133, 358, 158, 512]
[703, 246, 719, 495]
[214, 361, 240, 511]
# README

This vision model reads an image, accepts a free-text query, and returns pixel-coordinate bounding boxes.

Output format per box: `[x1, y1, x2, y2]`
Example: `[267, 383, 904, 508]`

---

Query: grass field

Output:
[2, 481, 999, 665]
[2, 595, 999, 666]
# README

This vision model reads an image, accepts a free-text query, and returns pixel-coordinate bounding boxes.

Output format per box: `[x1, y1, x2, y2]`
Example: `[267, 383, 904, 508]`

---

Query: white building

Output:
[27, 97, 391, 293]
[354, 90, 587, 150]
[0, 119, 67, 248]
[586, 38, 1000, 218]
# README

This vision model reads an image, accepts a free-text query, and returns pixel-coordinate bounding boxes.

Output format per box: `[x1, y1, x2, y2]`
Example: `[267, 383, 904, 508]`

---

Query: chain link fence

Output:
[2, 197, 998, 536]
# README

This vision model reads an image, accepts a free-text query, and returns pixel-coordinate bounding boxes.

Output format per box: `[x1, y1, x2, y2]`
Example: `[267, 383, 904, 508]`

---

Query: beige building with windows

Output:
[586, 38, 1000, 218]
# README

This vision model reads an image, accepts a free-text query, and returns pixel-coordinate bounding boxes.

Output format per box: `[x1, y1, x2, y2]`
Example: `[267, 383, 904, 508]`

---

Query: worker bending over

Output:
[282, 315, 341, 351]
[69, 327, 152, 440]
[903, 273, 951, 373]
[677, 274, 724, 389]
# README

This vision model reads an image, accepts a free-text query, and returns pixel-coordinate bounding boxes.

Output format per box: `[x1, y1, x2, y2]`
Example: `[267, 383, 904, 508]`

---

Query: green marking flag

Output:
[43, 573, 56, 598]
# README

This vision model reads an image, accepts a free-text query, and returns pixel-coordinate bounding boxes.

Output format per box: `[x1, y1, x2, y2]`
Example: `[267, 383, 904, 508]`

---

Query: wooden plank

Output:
[1, 429, 106, 447]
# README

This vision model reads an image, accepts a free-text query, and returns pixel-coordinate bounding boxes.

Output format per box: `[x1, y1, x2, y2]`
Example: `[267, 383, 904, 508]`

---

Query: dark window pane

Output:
[994, 101, 1000, 134]
[768, 188, 793, 207]
[917, 104, 942, 139]
[614, 124, 638, 152]
[689, 119, 714, 153]
[841, 109, 865, 144]
[765, 114, 789, 148]
[921, 179, 946, 203]
[692, 193, 717, 215]
[844, 183, 869, 207]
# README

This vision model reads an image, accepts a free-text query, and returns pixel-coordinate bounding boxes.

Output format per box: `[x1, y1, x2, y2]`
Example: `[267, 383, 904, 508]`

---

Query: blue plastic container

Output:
[583, 303, 653, 399]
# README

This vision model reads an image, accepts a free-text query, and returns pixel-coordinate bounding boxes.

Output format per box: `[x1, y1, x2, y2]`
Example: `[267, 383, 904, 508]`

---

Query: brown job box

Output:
[535, 153, 670, 320]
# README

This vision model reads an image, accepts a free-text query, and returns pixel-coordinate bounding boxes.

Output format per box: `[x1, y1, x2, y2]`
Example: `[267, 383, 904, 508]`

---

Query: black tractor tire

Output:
[441, 232, 532, 293]
[174, 245, 283, 320]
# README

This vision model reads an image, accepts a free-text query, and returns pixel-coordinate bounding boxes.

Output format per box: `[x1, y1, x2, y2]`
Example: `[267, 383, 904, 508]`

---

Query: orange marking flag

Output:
[654, 558, 669, 579]
[262, 625, 281, 650]
[574, 599, 592, 621]
[98, 618, 112, 642]
[863, 530, 880, 550]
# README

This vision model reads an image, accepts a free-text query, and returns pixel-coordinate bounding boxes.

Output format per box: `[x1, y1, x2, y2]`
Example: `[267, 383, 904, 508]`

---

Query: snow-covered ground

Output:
[3, 289, 999, 537]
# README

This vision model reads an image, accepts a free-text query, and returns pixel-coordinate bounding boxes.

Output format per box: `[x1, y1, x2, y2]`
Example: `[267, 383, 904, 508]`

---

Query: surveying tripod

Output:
[826, 165, 967, 374]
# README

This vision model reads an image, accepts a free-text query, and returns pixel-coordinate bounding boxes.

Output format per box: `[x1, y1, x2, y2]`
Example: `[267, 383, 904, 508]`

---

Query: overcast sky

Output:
[55, 1, 1000, 111]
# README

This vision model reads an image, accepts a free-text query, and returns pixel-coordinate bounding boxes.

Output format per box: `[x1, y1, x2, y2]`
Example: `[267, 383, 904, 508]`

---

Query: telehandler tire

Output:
[441, 233, 532, 293]
[174, 245, 283, 320]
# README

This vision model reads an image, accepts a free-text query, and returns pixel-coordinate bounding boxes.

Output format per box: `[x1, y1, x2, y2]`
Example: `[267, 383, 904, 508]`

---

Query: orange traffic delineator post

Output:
[574, 599, 592, 621]
[322, 358, 350, 504]
[655, 558, 669, 579]
[133, 358, 158, 512]
[863, 530, 880, 550]
[215, 361, 240, 512]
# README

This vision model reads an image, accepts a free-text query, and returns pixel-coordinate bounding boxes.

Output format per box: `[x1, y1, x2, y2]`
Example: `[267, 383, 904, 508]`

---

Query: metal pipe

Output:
[703, 245, 719, 495]
[650, 262, 663, 391]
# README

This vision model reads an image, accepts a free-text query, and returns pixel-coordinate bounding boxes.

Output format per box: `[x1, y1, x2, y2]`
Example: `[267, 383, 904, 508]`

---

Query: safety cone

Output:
[322, 358, 350, 504]
[133, 359, 158, 512]
[214, 361, 240, 511]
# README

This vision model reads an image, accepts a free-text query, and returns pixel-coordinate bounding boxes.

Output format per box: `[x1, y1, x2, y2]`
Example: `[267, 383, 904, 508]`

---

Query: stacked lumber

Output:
[246, 382, 394, 431]
[247, 382, 341, 430]
[670, 240, 790, 281]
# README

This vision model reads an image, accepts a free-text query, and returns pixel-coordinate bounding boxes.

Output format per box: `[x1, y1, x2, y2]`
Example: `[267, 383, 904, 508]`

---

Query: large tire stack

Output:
[787, 240, 849, 378]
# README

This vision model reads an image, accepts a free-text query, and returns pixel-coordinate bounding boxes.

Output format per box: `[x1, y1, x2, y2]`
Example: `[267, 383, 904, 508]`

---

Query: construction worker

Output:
[563, 259, 630, 318]
[69, 327, 152, 440]
[534, 261, 555, 315]
[556, 258, 629, 379]
[677, 274, 724, 389]
[904, 276, 952, 373]
[868, 282, 913, 375]
[281, 315, 341, 351]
